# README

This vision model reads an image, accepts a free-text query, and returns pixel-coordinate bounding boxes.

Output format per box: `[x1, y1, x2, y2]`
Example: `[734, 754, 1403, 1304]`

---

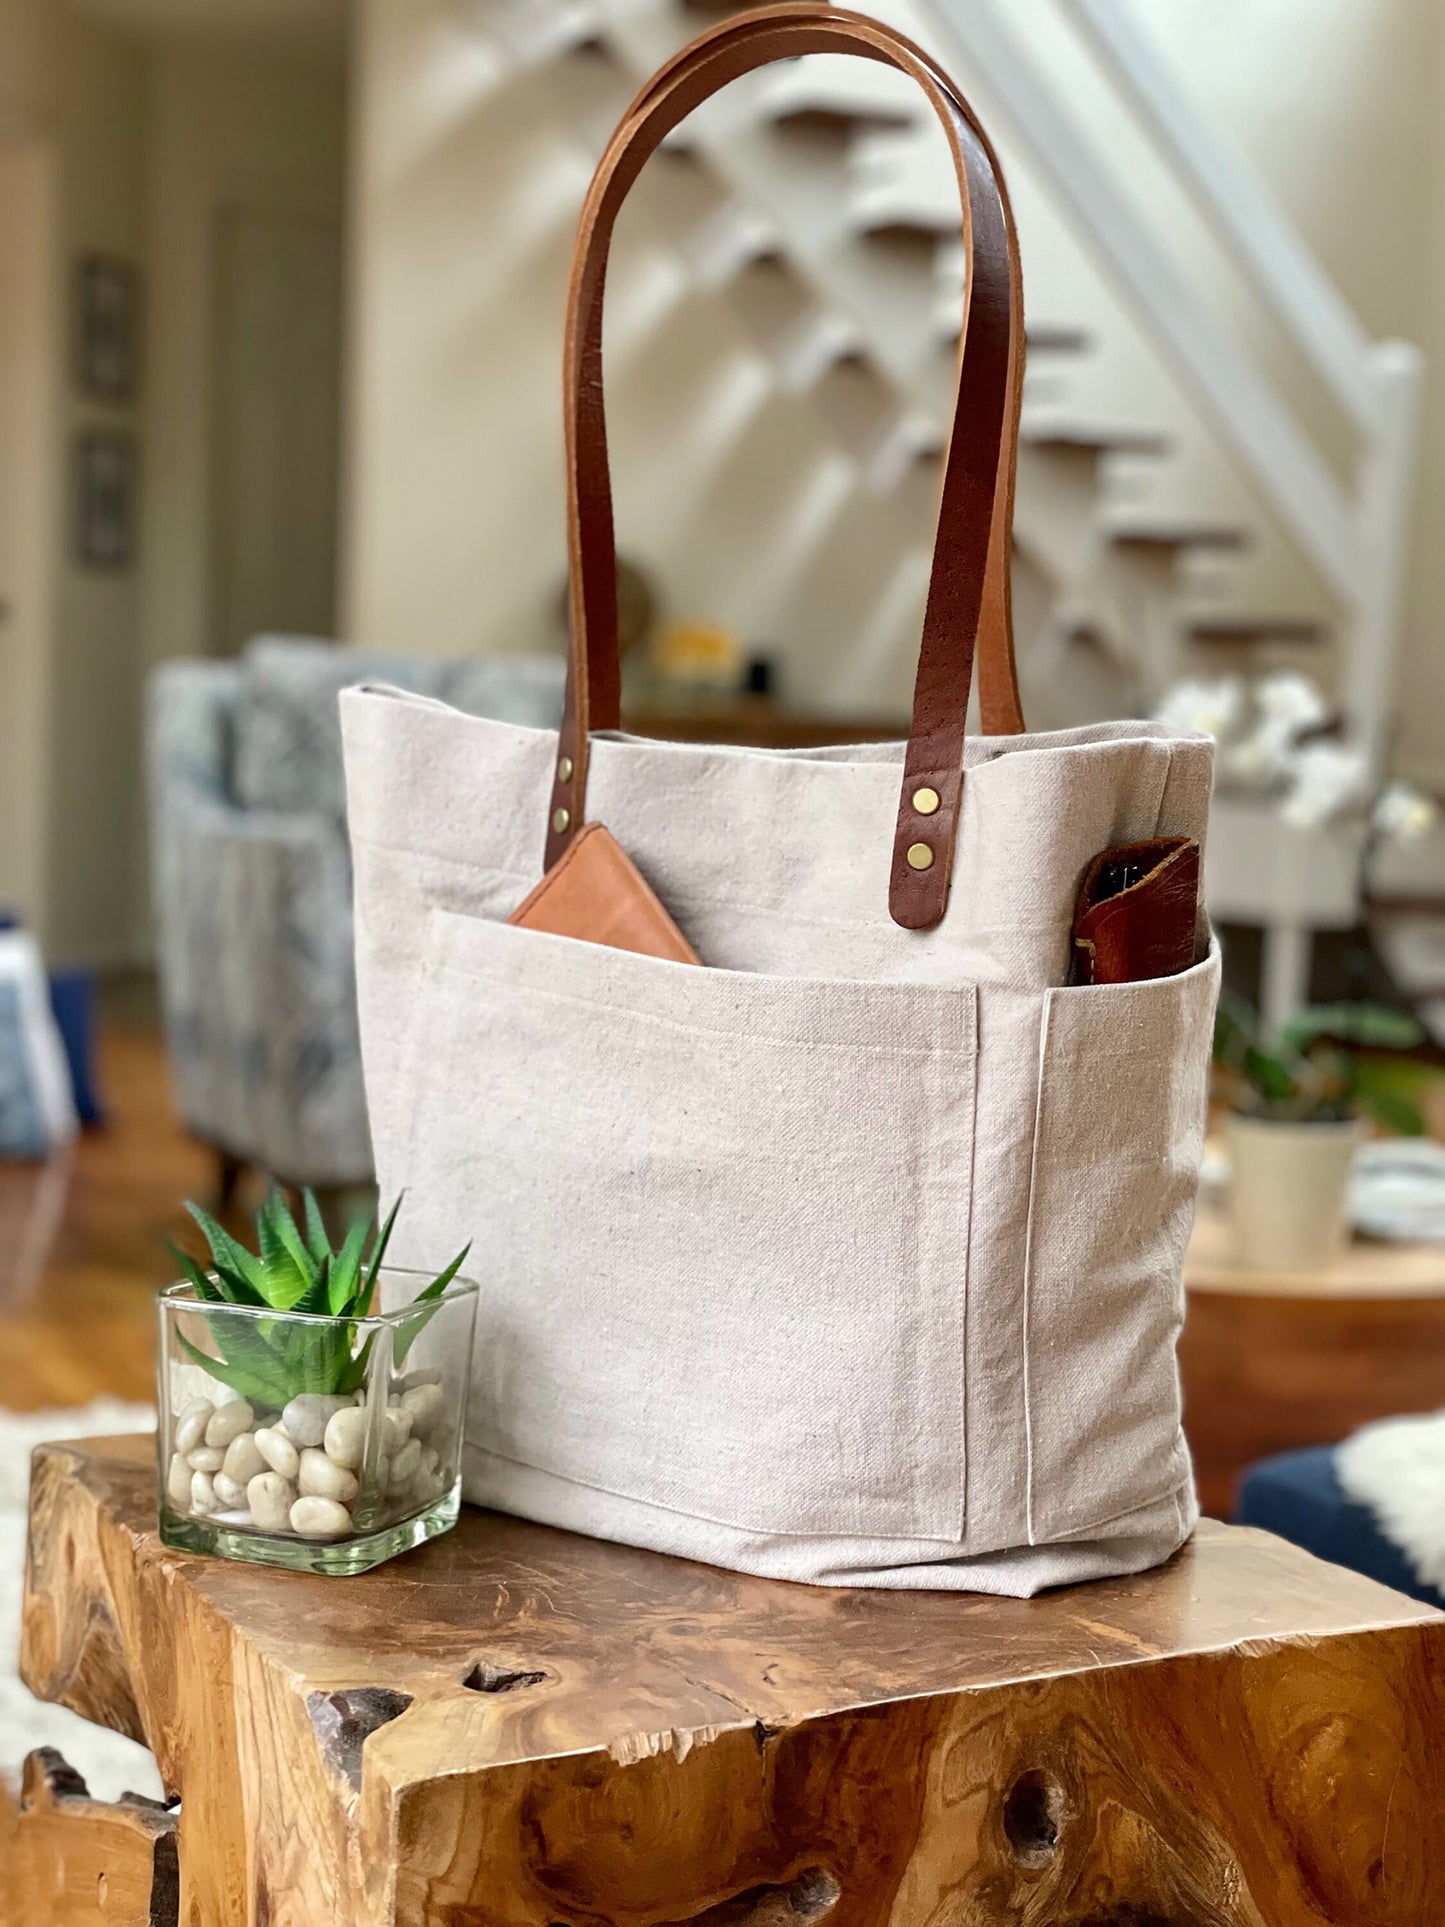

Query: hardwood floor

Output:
[0, 1025, 213, 1412]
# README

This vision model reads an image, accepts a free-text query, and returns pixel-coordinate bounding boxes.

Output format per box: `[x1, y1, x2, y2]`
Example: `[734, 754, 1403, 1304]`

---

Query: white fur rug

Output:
[0, 1400, 165, 1801]
[1336, 1409, 1445, 1596]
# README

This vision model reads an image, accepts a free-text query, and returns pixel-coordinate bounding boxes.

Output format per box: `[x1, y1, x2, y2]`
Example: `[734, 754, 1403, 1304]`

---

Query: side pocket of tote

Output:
[1022, 941, 1220, 1543]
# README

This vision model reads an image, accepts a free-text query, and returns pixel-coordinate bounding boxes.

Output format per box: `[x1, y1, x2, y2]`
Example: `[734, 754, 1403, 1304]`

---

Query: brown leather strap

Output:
[548, 4, 1026, 929]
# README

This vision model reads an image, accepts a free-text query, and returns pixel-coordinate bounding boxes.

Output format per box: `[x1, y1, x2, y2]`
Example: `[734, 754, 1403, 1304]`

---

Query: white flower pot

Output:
[1226, 1114, 1365, 1271]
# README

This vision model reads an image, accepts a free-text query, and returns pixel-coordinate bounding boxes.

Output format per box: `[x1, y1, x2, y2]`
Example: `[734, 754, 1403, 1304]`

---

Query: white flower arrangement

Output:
[1155, 670, 1438, 843]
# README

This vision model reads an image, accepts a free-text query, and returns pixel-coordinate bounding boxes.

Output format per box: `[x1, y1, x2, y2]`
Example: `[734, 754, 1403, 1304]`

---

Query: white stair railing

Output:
[921, 0, 1423, 773]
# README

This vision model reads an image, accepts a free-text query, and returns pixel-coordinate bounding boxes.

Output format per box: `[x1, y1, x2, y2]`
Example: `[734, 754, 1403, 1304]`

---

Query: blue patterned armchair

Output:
[147, 636, 564, 1190]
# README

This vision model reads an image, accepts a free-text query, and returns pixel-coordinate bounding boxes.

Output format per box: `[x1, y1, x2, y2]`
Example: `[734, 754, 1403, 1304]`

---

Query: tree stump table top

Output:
[18, 1433, 1445, 1926]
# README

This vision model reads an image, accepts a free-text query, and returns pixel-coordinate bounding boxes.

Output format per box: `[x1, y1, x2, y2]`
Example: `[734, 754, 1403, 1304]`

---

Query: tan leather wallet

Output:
[509, 821, 700, 965]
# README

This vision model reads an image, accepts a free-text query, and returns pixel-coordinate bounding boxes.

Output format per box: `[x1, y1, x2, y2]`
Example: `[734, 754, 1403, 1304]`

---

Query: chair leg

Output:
[215, 1151, 245, 1215]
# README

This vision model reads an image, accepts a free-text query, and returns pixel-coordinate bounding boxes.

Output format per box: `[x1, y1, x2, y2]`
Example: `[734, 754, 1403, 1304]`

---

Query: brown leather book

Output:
[510, 820, 701, 965]
[1070, 837, 1200, 985]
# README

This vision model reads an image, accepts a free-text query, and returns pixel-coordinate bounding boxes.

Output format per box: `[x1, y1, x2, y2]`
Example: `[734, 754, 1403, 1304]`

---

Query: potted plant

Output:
[1213, 994, 1432, 1270]
[158, 1190, 477, 1575]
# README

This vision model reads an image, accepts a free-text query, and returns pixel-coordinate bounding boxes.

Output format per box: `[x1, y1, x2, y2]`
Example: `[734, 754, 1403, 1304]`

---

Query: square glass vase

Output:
[157, 1270, 479, 1576]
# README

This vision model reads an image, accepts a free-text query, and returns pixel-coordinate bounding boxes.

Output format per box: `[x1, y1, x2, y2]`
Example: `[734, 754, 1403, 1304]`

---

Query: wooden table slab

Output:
[1, 1749, 177, 1927]
[17, 1435, 1445, 1926]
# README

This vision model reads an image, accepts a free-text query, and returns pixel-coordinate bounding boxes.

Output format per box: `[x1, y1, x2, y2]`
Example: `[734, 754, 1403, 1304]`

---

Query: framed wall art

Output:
[76, 254, 141, 403]
[75, 430, 138, 572]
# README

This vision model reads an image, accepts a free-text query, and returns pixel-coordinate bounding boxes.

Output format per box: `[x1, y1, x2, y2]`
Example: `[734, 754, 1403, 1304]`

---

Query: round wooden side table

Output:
[1180, 1201, 1445, 1517]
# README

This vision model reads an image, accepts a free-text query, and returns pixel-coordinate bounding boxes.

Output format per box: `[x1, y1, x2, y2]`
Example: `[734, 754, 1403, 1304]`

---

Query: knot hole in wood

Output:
[1002, 1768, 1066, 1866]
[463, 1657, 552, 1693]
[656, 1867, 841, 1927]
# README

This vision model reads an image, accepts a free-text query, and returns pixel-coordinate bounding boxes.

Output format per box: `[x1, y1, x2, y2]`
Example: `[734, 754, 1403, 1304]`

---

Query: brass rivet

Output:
[906, 842, 934, 872]
[912, 786, 941, 816]
[557, 756, 573, 784]
[552, 807, 571, 835]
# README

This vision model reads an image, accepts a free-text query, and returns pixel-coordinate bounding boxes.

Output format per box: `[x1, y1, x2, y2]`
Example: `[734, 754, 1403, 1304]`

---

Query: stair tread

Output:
[859, 212, 954, 242]
[772, 104, 916, 134]
[1112, 524, 1249, 552]
[1026, 324, 1091, 354]
[1022, 424, 1171, 456]
[1188, 616, 1326, 642]
[941, 319, 1094, 354]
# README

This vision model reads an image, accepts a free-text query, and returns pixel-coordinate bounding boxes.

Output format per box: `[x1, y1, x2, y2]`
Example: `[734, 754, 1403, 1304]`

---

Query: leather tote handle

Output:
[548, 4, 1026, 930]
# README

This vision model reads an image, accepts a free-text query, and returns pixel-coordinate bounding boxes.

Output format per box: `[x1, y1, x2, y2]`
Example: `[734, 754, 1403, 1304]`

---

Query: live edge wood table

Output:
[10, 1438, 1445, 1926]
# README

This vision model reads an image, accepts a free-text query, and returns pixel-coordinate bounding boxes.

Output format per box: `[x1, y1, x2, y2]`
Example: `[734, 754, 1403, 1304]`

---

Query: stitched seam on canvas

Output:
[959, 1017, 979, 1541]
[460, 1438, 965, 1545]
[350, 830, 1080, 941]
[460, 1440, 1195, 1552]
[427, 958, 978, 1059]
[1020, 995, 1052, 1549]
[1039, 1455, 1194, 1543]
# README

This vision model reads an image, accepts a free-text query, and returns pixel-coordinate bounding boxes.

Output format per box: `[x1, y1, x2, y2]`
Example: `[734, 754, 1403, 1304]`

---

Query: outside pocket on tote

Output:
[1023, 941, 1220, 1542]
[400, 910, 978, 1543]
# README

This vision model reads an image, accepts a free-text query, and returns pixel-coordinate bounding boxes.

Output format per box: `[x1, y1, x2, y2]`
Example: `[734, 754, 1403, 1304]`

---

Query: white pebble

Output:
[323, 1405, 367, 1471]
[396, 1368, 442, 1392]
[222, 1433, 266, 1486]
[399, 1384, 446, 1438]
[212, 1508, 253, 1528]
[204, 1400, 254, 1450]
[282, 1394, 350, 1448]
[380, 1408, 411, 1454]
[254, 1427, 300, 1481]
[290, 1496, 352, 1540]
[166, 1452, 192, 1510]
[187, 1446, 224, 1474]
[389, 1438, 422, 1491]
[213, 1472, 248, 1508]
[412, 1470, 446, 1507]
[299, 1448, 359, 1505]
[247, 1472, 295, 1533]
[413, 1444, 439, 1485]
[190, 1471, 218, 1515]
[174, 1398, 213, 1455]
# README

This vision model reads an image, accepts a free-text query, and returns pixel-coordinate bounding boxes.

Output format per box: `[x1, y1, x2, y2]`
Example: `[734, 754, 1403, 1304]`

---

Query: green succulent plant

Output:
[169, 1190, 469, 1409]
[1214, 993, 1437, 1132]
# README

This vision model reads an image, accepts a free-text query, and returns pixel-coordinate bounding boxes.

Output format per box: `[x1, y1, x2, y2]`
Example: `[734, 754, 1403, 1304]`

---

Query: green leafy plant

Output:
[170, 1191, 469, 1409]
[1214, 992, 1436, 1132]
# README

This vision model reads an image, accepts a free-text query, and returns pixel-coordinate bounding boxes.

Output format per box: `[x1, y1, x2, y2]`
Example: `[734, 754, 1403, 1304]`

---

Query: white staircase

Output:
[460, 0, 1425, 1018]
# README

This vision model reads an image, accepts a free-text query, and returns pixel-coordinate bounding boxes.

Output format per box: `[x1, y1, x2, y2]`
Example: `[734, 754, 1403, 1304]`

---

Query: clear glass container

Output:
[156, 1270, 479, 1576]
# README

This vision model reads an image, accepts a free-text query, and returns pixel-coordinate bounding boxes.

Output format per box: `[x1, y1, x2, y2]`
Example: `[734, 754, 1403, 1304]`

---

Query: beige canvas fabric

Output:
[342, 686, 1218, 1594]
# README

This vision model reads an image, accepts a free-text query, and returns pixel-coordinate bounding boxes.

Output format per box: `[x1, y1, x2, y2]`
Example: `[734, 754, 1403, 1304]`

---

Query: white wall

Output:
[342, 1, 600, 659]
[0, 4, 347, 965]
[0, 140, 61, 931]
[140, 37, 346, 675]
[46, 10, 150, 968]
[0, 3, 149, 960]
[342, 0, 919, 702]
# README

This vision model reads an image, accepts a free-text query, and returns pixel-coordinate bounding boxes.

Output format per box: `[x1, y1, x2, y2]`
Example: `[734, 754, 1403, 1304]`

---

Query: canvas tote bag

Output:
[342, 5, 1220, 1595]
